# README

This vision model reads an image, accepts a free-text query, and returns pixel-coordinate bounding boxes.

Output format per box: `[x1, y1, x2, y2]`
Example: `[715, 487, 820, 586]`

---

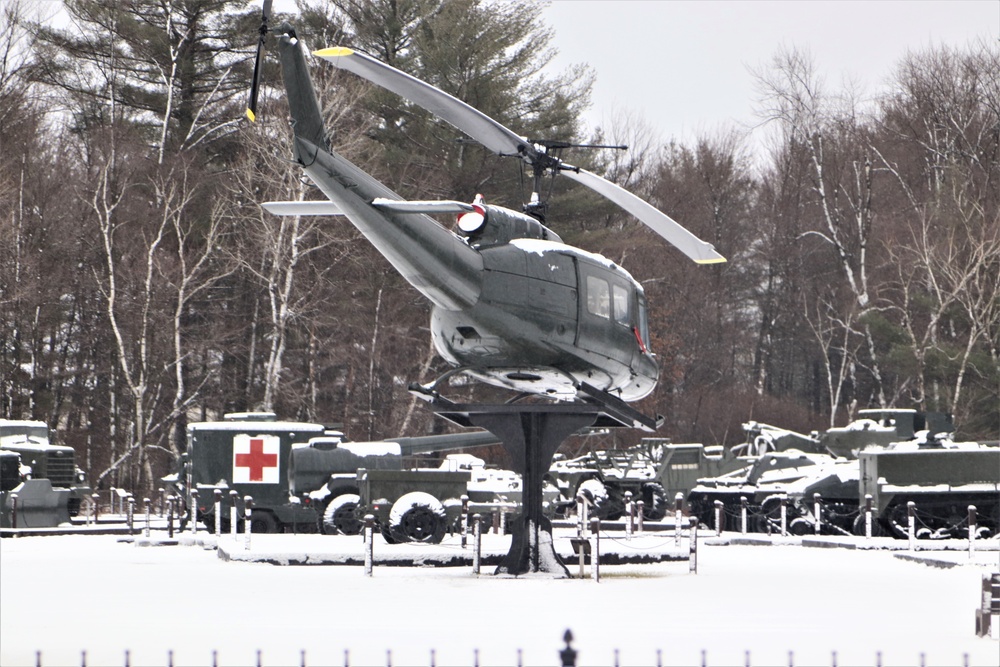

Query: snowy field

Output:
[1, 530, 998, 667]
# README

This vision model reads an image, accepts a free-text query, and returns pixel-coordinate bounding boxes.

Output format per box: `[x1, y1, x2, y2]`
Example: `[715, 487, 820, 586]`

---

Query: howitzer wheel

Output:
[322, 493, 362, 536]
[389, 492, 447, 544]
[640, 482, 668, 521]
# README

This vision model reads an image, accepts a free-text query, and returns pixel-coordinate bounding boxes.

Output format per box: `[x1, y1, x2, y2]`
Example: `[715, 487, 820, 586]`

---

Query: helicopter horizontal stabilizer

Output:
[371, 198, 475, 214]
[262, 201, 344, 216]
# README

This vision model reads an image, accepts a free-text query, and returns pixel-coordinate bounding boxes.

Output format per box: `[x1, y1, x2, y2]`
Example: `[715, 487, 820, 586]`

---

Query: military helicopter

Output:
[247, 5, 725, 430]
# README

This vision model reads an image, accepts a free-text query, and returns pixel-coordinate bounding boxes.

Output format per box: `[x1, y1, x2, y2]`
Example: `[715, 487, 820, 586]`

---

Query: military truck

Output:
[0, 419, 89, 526]
[172, 413, 501, 534]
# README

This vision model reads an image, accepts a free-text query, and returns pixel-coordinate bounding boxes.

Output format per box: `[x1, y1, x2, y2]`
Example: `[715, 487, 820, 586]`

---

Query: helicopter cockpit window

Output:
[586, 275, 610, 319]
[613, 285, 629, 325]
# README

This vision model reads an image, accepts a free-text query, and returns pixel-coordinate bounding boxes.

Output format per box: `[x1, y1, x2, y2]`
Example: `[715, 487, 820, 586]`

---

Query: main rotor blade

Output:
[245, 0, 273, 122]
[562, 167, 727, 264]
[313, 47, 534, 161]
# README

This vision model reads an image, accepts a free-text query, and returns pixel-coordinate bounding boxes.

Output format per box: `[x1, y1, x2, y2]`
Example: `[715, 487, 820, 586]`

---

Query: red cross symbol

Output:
[235, 437, 278, 482]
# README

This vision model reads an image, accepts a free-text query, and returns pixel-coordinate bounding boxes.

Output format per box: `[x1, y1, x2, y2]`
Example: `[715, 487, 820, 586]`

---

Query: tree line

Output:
[1, 0, 997, 490]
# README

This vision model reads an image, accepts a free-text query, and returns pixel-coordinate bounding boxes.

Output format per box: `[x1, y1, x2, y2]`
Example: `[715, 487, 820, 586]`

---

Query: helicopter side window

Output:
[613, 285, 629, 325]
[586, 275, 610, 319]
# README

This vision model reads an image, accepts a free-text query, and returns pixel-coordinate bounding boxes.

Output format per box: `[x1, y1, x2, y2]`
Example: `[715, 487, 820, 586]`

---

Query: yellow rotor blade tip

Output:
[314, 46, 355, 57]
[246, 108, 257, 123]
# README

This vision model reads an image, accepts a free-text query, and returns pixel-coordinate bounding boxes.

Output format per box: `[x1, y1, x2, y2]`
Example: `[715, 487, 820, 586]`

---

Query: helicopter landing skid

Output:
[408, 386, 662, 577]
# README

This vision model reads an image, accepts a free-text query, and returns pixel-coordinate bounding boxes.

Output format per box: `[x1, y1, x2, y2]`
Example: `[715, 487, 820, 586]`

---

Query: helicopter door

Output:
[576, 262, 634, 368]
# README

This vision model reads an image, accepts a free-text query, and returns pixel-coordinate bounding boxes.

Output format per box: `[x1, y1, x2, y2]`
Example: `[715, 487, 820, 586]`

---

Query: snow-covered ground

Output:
[1, 530, 998, 667]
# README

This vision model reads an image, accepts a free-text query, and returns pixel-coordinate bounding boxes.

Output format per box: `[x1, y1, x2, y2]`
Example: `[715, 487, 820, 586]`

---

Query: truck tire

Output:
[322, 493, 362, 536]
[576, 478, 609, 518]
[250, 510, 278, 534]
[389, 492, 446, 544]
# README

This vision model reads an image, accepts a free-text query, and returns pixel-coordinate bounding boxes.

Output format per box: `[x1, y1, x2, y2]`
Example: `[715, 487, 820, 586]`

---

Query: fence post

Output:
[214, 490, 222, 539]
[689, 516, 698, 574]
[143, 497, 151, 538]
[813, 493, 822, 535]
[127, 495, 135, 536]
[229, 490, 239, 540]
[364, 514, 374, 577]
[92, 492, 100, 522]
[460, 494, 469, 548]
[968, 505, 977, 557]
[907, 501, 916, 551]
[559, 629, 577, 667]
[674, 493, 683, 547]
[780, 496, 788, 537]
[472, 513, 481, 575]
[244, 496, 253, 551]
[624, 491, 633, 540]
[576, 494, 587, 538]
[10, 493, 17, 531]
[167, 496, 174, 538]
[714, 500, 723, 536]
[637, 500, 644, 534]
[740, 496, 748, 535]
[864, 494, 873, 540]
[590, 517, 600, 582]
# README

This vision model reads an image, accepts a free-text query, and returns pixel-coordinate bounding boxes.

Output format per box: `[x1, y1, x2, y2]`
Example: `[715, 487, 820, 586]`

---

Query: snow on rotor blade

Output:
[371, 198, 475, 214]
[313, 47, 533, 160]
[262, 201, 344, 216]
[561, 168, 727, 264]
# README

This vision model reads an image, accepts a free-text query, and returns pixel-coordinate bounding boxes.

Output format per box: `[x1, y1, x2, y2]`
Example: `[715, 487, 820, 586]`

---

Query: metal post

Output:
[460, 494, 469, 548]
[472, 513, 481, 575]
[907, 501, 916, 551]
[590, 518, 600, 582]
[364, 514, 374, 577]
[127, 495, 135, 536]
[143, 497, 151, 538]
[740, 496, 748, 535]
[576, 494, 586, 538]
[167, 496, 174, 538]
[190, 489, 199, 536]
[813, 493, 822, 535]
[229, 490, 239, 540]
[214, 489, 222, 538]
[624, 491, 633, 540]
[674, 493, 683, 547]
[492, 508, 499, 534]
[864, 494, 873, 540]
[500, 508, 507, 534]
[780, 496, 788, 537]
[637, 500, 644, 534]
[158, 488, 165, 517]
[689, 516, 698, 574]
[92, 493, 100, 522]
[244, 496, 253, 551]
[714, 500, 723, 536]
[968, 505, 977, 557]
[10, 493, 17, 531]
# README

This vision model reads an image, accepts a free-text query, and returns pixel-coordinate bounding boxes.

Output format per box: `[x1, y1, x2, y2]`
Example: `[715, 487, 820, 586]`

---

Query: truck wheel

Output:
[250, 510, 278, 534]
[577, 479, 609, 518]
[389, 492, 446, 544]
[640, 482, 668, 521]
[323, 494, 362, 536]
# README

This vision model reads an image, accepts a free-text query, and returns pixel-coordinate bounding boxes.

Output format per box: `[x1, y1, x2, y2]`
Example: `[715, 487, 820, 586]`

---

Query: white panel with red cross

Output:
[232, 434, 280, 484]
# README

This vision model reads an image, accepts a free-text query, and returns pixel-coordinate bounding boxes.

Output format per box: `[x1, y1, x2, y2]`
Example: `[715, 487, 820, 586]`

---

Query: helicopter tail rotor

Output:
[246, 0, 273, 122]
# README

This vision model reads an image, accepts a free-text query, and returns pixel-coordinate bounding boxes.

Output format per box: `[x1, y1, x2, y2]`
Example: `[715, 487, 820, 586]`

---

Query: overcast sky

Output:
[541, 0, 999, 145]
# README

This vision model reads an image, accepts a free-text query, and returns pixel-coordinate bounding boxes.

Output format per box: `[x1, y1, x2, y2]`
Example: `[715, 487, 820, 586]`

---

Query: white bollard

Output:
[740, 496, 748, 535]
[968, 505, 977, 558]
[243, 496, 253, 551]
[624, 491, 633, 540]
[688, 516, 698, 574]
[714, 500, 723, 536]
[637, 500, 644, 534]
[907, 501, 916, 551]
[229, 490, 238, 540]
[864, 494, 873, 540]
[590, 518, 600, 582]
[472, 513, 481, 575]
[143, 497, 151, 538]
[190, 489, 198, 536]
[813, 493, 822, 535]
[780, 496, 788, 537]
[460, 494, 469, 549]
[364, 514, 374, 577]
[214, 489, 222, 539]
[674, 493, 683, 548]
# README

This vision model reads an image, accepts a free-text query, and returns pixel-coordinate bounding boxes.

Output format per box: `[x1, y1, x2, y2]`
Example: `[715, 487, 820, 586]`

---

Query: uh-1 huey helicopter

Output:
[246, 2, 725, 433]
[246, 3, 725, 575]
